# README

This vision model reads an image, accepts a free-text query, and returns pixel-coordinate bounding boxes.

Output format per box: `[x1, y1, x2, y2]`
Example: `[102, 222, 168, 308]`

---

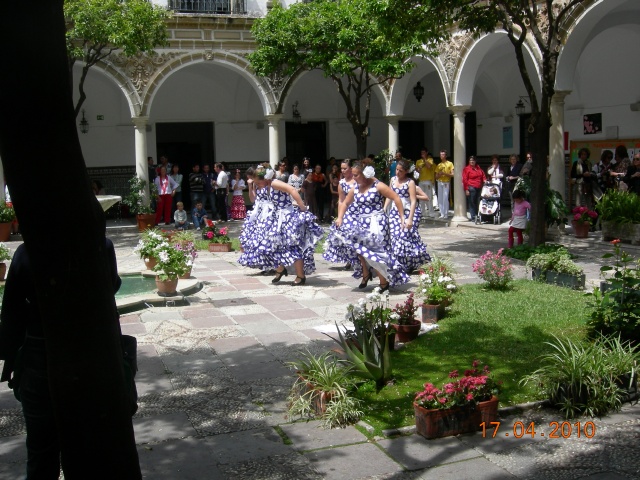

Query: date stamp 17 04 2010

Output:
[481, 421, 596, 439]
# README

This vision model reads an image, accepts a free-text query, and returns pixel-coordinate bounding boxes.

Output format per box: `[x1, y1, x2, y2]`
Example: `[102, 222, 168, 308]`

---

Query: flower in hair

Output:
[363, 166, 375, 179]
[264, 169, 275, 180]
[409, 165, 415, 173]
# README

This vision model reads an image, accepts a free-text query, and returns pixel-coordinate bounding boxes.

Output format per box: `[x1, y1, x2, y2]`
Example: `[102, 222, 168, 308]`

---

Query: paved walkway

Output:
[0, 219, 638, 479]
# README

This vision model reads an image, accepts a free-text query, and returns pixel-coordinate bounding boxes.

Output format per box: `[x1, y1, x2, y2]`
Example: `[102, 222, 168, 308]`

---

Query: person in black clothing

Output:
[623, 154, 640, 195]
[505, 154, 522, 208]
[0, 240, 121, 478]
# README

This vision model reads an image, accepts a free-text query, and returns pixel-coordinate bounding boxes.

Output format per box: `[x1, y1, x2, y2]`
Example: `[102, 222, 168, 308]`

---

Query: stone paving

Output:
[0, 218, 639, 479]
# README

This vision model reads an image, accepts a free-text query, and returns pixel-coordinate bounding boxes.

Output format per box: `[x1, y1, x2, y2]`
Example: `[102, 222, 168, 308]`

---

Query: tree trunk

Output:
[352, 124, 368, 159]
[528, 99, 552, 247]
[0, 1, 141, 478]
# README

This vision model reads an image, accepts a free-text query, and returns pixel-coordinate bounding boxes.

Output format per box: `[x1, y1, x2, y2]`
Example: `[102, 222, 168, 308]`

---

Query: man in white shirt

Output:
[213, 163, 229, 222]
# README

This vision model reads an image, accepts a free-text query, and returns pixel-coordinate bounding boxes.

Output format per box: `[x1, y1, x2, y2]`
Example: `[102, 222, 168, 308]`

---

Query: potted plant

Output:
[122, 176, 157, 232]
[287, 350, 363, 429]
[0, 203, 16, 242]
[133, 228, 168, 270]
[597, 190, 640, 244]
[472, 249, 513, 290]
[0, 242, 11, 281]
[330, 287, 394, 389]
[571, 206, 598, 238]
[202, 219, 232, 252]
[413, 360, 501, 439]
[416, 257, 457, 323]
[526, 247, 585, 289]
[152, 243, 191, 296]
[172, 230, 198, 279]
[389, 292, 421, 343]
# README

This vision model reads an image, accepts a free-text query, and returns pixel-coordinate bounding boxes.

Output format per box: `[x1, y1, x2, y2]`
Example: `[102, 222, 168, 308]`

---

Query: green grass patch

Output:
[354, 279, 588, 435]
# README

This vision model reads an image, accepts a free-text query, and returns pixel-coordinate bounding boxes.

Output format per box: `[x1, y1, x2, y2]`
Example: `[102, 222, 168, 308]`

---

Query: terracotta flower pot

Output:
[155, 276, 178, 296]
[421, 304, 439, 324]
[392, 320, 421, 343]
[144, 256, 158, 270]
[179, 267, 192, 279]
[572, 220, 590, 238]
[208, 243, 232, 252]
[0, 222, 11, 242]
[414, 395, 499, 439]
[136, 213, 156, 233]
[0, 262, 6, 281]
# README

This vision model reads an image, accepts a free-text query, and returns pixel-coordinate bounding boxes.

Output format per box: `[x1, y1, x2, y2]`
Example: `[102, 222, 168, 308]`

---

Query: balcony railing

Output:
[169, 0, 247, 15]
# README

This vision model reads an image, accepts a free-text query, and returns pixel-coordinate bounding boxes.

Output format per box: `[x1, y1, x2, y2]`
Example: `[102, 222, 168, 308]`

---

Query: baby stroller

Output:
[477, 181, 501, 224]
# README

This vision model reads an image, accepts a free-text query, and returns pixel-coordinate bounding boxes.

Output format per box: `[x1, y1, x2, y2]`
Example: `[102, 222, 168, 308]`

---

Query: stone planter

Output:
[414, 396, 499, 440]
[601, 221, 640, 245]
[531, 268, 585, 290]
[208, 243, 232, 252]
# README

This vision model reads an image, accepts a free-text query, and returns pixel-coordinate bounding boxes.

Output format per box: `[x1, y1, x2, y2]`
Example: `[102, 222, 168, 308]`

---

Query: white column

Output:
[387, 115, 401, 155]
[549, 91, 570, 200]
[132, 116, 149, 204]
[267, 114, 283, 169]
[450, 105, 470, 222]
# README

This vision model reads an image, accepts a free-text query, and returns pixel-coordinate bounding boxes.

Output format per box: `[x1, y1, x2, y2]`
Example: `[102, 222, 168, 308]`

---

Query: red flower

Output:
[611, 239, 621, 245]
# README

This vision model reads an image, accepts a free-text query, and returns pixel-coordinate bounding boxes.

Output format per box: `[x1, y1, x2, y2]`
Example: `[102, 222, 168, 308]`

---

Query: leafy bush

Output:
[521, 335, 640, 418]
[587, 239, 640, 343]
[596, 190, 640, 224]
[526, 247, 583, 276]
[0, 203, 16, 223]
[503, 243, 568, 261]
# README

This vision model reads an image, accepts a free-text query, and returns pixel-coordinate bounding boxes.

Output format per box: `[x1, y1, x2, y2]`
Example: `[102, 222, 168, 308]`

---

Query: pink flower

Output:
[206, 231, 213, 239]
[219, 227, 228, 235]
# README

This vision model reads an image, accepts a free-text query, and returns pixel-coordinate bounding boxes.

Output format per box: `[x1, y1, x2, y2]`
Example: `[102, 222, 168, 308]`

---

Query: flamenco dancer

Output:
[323, 158, 358, 271]
[335, 161, 409, 292]
[238, 166, 274, 255]
[385, 159, 431, 273]
[238, 165, 323, 285]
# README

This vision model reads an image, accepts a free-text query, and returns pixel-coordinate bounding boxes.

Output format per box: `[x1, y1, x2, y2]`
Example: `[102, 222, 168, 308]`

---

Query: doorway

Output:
[156, 122, 214, 209]
[399, 121, 425, 161]
[285, 122, 327, 168]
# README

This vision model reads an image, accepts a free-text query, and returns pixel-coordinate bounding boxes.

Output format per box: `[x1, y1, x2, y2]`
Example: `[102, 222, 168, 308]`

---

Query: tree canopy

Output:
[385, 0, 586, 245]
[65, 0, 168, 117]
[249, 0, 443, 157]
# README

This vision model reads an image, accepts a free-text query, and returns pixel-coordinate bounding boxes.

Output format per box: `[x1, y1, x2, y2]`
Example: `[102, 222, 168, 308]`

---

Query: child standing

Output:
[508, 190, 531, 247]
[191, 201, 209, 230]
[174, 201, 188, 230]
[230, 169, 247, 220]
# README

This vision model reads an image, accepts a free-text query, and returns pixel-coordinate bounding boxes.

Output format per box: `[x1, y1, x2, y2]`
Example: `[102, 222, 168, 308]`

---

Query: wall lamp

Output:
[413, 82, 425, 102]
[515, 96, 530, 115]
[292, 101, 301, 124]
[79, 110, 90, 134]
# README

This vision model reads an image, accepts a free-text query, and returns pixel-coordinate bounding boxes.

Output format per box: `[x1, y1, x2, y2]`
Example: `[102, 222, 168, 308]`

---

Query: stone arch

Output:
[388, 54, 450, 115]
[140, 51, 274, 117]
[74, 60, 142, 118]
[556, 0, 640, 91]
[453, 30, 540, 107]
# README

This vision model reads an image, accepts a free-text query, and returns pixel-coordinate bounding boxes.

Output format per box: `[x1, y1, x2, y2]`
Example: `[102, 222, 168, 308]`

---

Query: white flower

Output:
[158, 251, 169, 262]
[390, 312, 400, 321]
[422, 288, 427, 293]
[383, 289, 390, 299]
[420, 274, 428, 280]
[442, 276, 452, 282]
[358, 298, 367, 306]
[446, 284, 455, 290]
[413, 171, 420, 180]
[363, 166, 375, 178]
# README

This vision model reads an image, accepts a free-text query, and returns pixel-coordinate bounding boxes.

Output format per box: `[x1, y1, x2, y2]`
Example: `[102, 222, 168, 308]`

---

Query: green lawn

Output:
[354, 279, 588, 435]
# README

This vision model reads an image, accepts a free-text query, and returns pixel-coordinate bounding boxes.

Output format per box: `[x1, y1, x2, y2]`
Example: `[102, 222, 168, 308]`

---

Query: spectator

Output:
[191, 201, 208, 230]
[611, 145, 631, 190]
[462, 155, 487, 221]
[170, 164, 183, 213]
[147, 156, 157, 184]
[230, 169, 247, 221]
[312, 164, 328, 222]
[189, 164, 204, 208]
[570, 147, 593, 208]
[622, 154, 640, 195]
[275, 161, 289, 183]
[520, 152, 533, 176]
[202, 164, 217, 219]
[174, 201, 188, 230]
[415, 148, 436, 219]
[435, 150, 454, 218]
[505, 154, 522, 209]
[156, 155, 171, 177]
[154, 166, 178, 225]
[592, 150, 615, 195]
[487, 155, 504, 186]
[288, 165, 304, 202]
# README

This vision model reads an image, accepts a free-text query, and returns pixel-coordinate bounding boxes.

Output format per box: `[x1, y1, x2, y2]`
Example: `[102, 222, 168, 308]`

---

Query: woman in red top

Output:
[462, 156, 487, 221]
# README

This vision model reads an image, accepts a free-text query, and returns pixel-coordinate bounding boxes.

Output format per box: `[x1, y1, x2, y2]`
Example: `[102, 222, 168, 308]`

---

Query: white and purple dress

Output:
[388, 177, 431, 272]
[337, 180, 408, 287]
[238, 186, 323, 274]
[323, 179, 358, 265]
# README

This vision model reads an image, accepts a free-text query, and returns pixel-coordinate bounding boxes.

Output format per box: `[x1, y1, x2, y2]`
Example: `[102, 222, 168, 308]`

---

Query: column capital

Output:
[385, 114, 402, 124]
[552, 90, 571, 103]
[131, 116, 149, 128]
[448, 105, 471, 116]
[265, 114, 283, 125]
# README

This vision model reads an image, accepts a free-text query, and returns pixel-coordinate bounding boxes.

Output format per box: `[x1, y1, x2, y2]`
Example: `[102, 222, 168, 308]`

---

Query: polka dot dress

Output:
[337, 180, 408, 287]
[323, 178, 359, 265]
[388, 177, 431, 272]
[238, 185, 323, 274]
